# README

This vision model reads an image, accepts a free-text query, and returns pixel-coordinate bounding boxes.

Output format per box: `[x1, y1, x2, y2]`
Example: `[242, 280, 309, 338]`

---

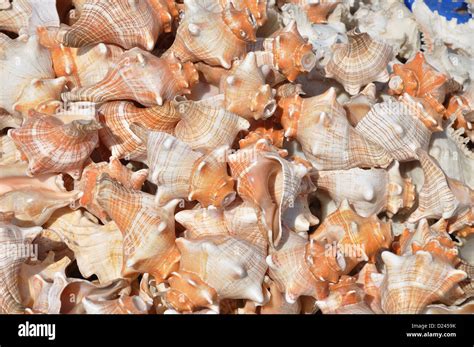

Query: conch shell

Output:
[221, 52, 276, 120]
[279, 87, 392, 170]
[62, 48, 198, 107]
[379, 251, 467, 314]
[94, 174, 180, 281]
[55, 0, 175, 50]
[132, 127, 235, 208]
[9, 111, 101, 179]
[167, 0, 257, 68]
[325, 30, 393, 95]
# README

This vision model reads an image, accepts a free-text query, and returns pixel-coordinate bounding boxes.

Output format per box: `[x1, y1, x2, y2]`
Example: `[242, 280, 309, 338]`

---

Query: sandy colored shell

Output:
[62, 48, 198, 107]
[0, 34, 55, 115]
[266, 231, 344, 303]
[325, 30, 393, 95]
[222, 52, 276, 120]
[37, 28, 125, 88]
[94, 174, 180, 281]
[379, 251, 467, 314]
[83, 294, 150, 314]
[389, 52, 447, 114]
[174, 99, 249, 153]
[0, 224, 42, 313]
[74, 158, 148, 222]
[55, 0, 166, 51]
[279, 87, 392, 170]
[0, 0, 59, 37]
[408, 150, 473, 222]
[316, 161, 415, 217]
[167, 0, 257, 68]
[280, 0, 339, 24]
[98, 101, 180, 161]
[133, 128, 235, 208]
[9, 111, 101, 179]
[311, 199, 393, 274]
[258, 21, 317, 82]
[45, 209, 124, 284]
[355, 94, 440, 162]
[0, 163, 82, 226]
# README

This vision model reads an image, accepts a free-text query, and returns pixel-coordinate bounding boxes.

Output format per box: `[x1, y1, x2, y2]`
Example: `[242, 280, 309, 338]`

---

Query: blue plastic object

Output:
[404, 0, 472, 23]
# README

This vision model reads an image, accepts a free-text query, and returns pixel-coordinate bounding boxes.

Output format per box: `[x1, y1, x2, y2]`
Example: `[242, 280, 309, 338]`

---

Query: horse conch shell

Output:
[325, 30, 393, 95]
[55, 0, 175, 50]
[379, 251, 467, 314]
[279, 87, 392, 170]
[62, 48, 198, 107]
[167, 0, 257, 68]
[132, 127, 235, 208]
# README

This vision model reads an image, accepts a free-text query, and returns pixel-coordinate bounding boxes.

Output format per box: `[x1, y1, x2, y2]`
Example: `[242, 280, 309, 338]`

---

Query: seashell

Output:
[408, 150, 473, 222]
[325, 30, 393, 95]
[222, 0, 267, 27]
[0, 134, 25, 165]
[343, 83, 377, 127]
[266, 230, 344, 303]
[279, 0, 340, 24]
[0, 224, 42, 313]
[379, 251, 467, 314]
[316, 161, 415, 217]
[257, 21, 317, 82]
[311, 199, 393, 274]
[0, 164, 82, 226]
[356, 263, 384, 314]
[388, 52, 448, 114]
[82, 294, 150, 314]
[429, 122, 474, 190]
[355, 94, 440, 162]
[396, 219, 460, 266]
[316, 275, 374, 314]
[168, 233, 267, 308]
[0, 111, 22, 131]
[446, 95, 474, 143]
[55, 0, 171, 51]
[167, 0, 257, 68]
[133, 128, 235, 208]
[62, 48, 198, 107]
[279, 87, 392, 170]
[423, 301, 474, 314]
[221, 52, 276, 120]
[94, 174, 181, 282]
[0, 34, 55, 115]
[174, 99, 249, 152]
[176, 207, 229, 239]
[353, 0, 420, 60]
[239, 119, 285, 149]
[9, 110, 101, 179]
[0, 0, 59, 37]
[98, 101, 179, 161]
[228, 141, 310, 246]
[37, 28, 125, 88]
[260, 277, 301, 314]
[45, 209, 123, 284]
[74, 158, 148, 222]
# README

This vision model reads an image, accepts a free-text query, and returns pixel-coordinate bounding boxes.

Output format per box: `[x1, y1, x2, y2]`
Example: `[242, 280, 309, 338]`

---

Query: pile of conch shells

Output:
[0, 0, 473, 315]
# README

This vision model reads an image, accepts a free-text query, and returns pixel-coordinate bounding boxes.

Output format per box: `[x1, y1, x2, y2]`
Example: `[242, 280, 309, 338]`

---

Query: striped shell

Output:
[325, 30, 393, 95]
